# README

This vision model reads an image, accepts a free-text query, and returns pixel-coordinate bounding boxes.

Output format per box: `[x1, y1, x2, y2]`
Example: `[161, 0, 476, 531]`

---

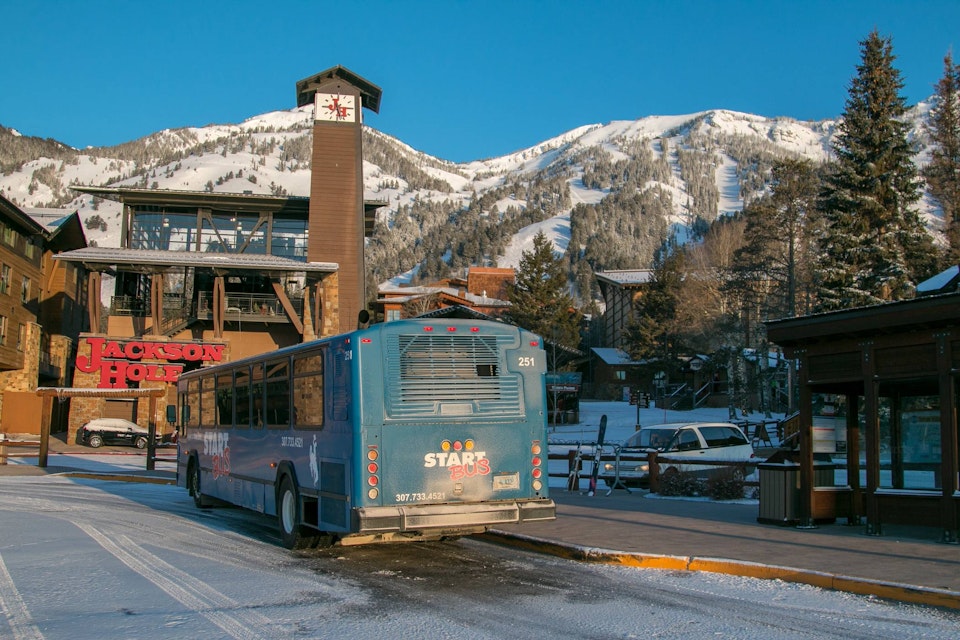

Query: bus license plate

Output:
[492, 473, 519, 490]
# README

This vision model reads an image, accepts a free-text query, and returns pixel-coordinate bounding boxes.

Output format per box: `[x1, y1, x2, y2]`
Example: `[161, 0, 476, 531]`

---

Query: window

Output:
[293, 352, 324, 429]
[186, 379, 200, 428]
[200, 375, 216, 428]
[0, 265, 9, 295]
[20, 276, 30, 304]
[386, 309, 401, 322]
[878, 383, 941, 491]
[216, 373, 234, 426]
[615, 370, 626, 381]
[0, 315, 6, 345]
[16, 323, 25, 351]
[264, 359, 290, 428]
[234, 366, 251, 428]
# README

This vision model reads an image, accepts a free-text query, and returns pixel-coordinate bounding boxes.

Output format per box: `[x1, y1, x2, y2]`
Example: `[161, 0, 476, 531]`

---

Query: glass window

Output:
[250, 363, 265, 428]
[264, 359, 290, 428]
[0, 315, 6, 345]
[200, 375, 216, 428]
[16, 324, 24, 351]
[216, 373, 234, 426]
[271, 217, 307, 260]
[234, 366, 250, 428]
[293, 352, 324, 428]
[186, 379, 200, 428]
[0, 264, 9, 295]
[386, 309, 401, 322]
[878, 381, 941, 491]
[20, 276, 30, 304]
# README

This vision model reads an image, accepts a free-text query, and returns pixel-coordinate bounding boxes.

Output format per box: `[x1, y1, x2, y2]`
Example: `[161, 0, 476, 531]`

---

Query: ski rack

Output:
[604, 444, 635, 496]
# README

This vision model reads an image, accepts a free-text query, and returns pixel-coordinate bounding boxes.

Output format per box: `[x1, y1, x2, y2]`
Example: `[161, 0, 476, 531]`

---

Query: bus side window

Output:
[251, 363, 265, 428]
[293, 351, 323, 429]
[186, 379, 200, 429]
[265, 359, 290, 428]
[200, 376, 216, 428]
[235, 366, 251, 428]
[216, 372, 234, 427]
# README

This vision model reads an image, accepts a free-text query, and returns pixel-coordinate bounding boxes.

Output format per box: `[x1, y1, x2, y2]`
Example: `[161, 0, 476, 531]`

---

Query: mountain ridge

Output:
[0, 101, 939, 303]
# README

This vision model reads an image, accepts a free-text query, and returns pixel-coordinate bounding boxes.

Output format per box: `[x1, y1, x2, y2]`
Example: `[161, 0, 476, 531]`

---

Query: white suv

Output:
[600, 422, 756, 488]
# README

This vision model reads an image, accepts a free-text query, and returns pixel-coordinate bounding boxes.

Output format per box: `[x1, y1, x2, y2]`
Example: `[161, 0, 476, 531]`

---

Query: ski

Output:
[587, 414, 607, 496]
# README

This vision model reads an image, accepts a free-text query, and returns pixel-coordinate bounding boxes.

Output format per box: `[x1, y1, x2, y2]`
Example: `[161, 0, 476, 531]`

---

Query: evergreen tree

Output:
[624, 245, 686, 369]
[505, 231, 582, 354]
[817, 30, 937, 311]
[924, 52, 960, 266]
[732, 158, 822, 320]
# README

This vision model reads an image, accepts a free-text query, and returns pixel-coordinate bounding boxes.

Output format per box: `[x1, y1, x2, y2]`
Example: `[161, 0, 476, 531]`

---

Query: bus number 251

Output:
[517, 356, 536, 367]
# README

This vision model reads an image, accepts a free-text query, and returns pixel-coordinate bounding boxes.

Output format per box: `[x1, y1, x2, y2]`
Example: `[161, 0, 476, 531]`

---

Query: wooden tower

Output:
[296, 66, 381, 334]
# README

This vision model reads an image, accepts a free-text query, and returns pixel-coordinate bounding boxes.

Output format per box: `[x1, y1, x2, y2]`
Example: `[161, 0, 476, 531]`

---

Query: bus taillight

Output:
[532, 441, 544, 491]
[367, 447, 379, 499]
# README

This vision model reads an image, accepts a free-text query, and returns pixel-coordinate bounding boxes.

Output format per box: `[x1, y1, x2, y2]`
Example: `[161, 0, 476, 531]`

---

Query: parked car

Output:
[600, 422, 757, 488]
[77, 418, 155, 449]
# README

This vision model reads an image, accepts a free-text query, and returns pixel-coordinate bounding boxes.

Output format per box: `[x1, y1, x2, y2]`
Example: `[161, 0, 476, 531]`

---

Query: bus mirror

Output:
[166, 405, 177, 424]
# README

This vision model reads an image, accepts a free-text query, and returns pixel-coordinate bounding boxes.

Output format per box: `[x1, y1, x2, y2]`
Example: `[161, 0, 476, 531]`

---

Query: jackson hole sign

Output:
[77, 337, 225, 388]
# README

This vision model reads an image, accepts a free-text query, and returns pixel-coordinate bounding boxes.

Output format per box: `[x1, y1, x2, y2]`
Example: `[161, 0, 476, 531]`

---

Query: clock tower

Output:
[296, 66, 381, 334]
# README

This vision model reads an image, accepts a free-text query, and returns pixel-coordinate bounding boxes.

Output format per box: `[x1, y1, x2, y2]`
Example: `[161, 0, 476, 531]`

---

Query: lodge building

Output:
[40, 65, 384, 442]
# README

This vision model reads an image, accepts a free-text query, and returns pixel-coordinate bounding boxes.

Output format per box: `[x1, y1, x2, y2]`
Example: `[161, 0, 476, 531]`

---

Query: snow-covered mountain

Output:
[0, 102, 938, 298]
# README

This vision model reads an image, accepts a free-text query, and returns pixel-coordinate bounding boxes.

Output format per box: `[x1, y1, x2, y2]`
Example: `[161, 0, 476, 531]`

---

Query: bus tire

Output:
[188, 458, 210, 509]
[277, 476, 317, 550]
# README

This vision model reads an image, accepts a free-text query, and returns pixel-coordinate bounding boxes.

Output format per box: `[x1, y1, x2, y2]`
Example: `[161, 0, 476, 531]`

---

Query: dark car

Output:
[77, 418, 153, 449]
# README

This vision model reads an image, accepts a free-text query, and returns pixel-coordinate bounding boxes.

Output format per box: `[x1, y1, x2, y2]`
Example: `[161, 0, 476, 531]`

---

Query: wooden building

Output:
[0, 196, 88, 435]
[48, 65, 385, 442]
[377, 267, 514, 321]
[594, 269, 652, 349]
[766, 292, 960, 541]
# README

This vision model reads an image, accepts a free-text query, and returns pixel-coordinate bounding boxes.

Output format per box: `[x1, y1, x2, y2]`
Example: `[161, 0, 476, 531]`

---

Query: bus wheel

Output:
[188, 460, 209, 509]
[277, 476, 317, 550]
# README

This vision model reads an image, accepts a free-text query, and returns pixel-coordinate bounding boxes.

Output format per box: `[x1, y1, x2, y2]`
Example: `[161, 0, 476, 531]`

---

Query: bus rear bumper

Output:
[354, 499, 557, 534]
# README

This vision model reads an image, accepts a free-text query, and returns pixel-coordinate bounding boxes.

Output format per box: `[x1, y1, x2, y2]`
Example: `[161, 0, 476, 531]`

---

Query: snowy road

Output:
[0, 477, 957, 639]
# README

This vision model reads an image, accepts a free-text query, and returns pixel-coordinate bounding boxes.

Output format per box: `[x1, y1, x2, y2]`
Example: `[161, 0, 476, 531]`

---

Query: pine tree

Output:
[505, 231, 581, 354]
[924, 52, 960, 266]
[733, 158, 822, 320]
[624, 246, 685, 366]
[817, 30, 937, 311]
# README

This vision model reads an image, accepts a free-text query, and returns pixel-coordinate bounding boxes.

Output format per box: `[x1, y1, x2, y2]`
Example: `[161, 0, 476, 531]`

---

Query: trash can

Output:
[758, 461, 838, 525]
[757, 462, 800, 525]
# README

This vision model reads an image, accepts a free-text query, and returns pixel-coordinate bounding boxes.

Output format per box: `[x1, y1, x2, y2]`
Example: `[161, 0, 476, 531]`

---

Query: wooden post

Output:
[38, 396, 51, 468]
[146, 394, 157, 471]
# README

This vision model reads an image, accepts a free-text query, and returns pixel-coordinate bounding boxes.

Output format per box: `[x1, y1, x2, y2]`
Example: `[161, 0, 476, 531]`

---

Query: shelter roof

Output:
[53, 247, 337, 275]
[766, 292, 960, 348]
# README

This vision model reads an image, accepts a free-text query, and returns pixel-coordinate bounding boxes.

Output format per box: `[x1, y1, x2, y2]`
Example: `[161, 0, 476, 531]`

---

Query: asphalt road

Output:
[0, 476, 958, 640]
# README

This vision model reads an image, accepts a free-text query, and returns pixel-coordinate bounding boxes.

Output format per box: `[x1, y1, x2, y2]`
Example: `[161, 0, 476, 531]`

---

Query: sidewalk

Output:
[488, 488, 960, 609]
[2, 438, 958, 610]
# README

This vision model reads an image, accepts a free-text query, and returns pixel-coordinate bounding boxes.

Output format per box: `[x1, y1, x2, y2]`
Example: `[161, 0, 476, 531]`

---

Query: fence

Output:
[548, 445, 758, 494]
[0, 439, 41, 465]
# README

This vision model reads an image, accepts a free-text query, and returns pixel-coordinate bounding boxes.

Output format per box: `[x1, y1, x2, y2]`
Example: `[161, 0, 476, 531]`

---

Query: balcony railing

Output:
[110, 292, 304, 326]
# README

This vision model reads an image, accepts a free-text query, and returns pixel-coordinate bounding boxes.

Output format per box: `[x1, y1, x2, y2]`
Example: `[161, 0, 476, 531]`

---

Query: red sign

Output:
[76, 337, 225, 388]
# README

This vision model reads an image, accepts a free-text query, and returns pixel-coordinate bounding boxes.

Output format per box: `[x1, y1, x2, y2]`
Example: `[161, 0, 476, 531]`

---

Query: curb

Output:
[58, 471, 176, 485]
[478, 530, 960, 611]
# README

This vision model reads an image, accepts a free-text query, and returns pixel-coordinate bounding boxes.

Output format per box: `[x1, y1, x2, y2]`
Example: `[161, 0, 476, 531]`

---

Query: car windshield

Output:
[627, 428, 678, 450]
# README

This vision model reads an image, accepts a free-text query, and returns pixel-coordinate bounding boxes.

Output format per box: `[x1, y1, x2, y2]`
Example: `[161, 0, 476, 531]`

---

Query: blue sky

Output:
[3, 0, 959, 163]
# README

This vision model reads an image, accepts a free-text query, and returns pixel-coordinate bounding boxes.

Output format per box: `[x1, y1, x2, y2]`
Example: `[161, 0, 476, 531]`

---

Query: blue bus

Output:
[175, 318, 556, 547]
